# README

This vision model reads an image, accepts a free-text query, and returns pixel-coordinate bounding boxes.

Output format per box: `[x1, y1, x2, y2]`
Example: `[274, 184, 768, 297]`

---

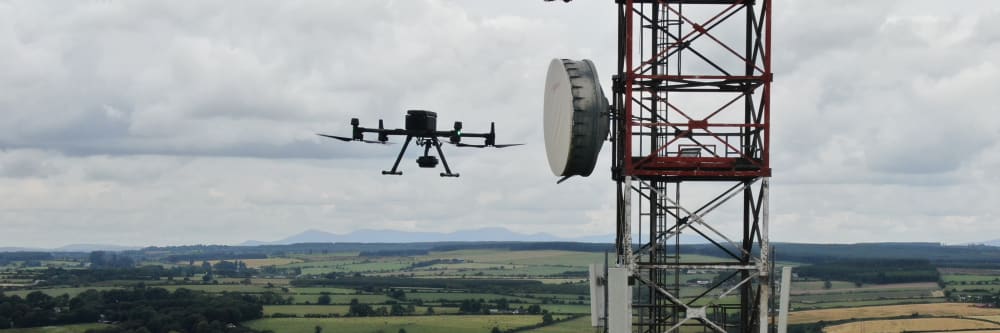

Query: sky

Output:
[1, 0, 999, 248]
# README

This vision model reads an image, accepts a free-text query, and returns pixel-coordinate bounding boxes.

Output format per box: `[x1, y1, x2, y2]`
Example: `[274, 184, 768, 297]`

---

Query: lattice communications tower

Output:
[544, 1, 773, 332]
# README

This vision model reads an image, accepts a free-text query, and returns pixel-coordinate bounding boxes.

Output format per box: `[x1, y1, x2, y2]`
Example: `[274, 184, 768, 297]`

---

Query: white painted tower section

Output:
[778, 266, 792, 333]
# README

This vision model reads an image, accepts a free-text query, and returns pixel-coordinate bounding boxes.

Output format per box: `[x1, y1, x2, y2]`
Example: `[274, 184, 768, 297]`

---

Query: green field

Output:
[159, 284, 278, 293]
[245, 315, 548, 333]
[792, 298, 947, 310]
[520, 316, 591, 333]
[3, 286, 123, 298]
[942, 274, 1000, 283]
[290, 293, 394, 305]
[407, 292, 534, 303]
[290, 287, 360, 295]
[264, 305, 461, 316]
[279, 259, 414, 275]
[539, 304, 591, 314]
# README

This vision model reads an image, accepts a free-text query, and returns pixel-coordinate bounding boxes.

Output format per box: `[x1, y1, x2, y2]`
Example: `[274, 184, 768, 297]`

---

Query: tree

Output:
[542, 313, 554, 324]
[317, 294, 332, 305]
[496, 298, 509, 310]
[315, 325, 323, 333]
[823, 280, 832, 289]
[491, 326, 502, 333]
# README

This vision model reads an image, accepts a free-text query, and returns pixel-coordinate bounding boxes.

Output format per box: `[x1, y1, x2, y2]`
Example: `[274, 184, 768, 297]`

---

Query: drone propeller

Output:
[449, 142, 524, 148]
[317, 134, 352, 142]
[317, 133, 391, 145]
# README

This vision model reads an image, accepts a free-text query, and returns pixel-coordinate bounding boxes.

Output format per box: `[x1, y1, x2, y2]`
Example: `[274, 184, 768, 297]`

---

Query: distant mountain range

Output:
[3, 233, 999, 253]
[969, 239, 1000, 247]
[0, 244, 141, 253]
[240, 227, 719, 246]
[240, 227, 617, 245]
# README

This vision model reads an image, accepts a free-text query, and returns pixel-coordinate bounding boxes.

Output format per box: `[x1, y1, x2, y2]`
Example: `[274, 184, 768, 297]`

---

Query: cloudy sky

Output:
[1, 1, 998, 248]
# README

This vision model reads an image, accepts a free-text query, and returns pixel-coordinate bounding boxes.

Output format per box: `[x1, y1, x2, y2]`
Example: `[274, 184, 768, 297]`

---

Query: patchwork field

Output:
[5, 246, 1000, 333]
[207, 258, 302, 268]
[789, 303, 1000, 324]
[823, 318, 1000, 333]
[245, 315, 551, 333]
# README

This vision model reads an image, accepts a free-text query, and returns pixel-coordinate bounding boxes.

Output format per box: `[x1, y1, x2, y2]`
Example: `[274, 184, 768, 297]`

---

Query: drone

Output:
[318, 110, 522, 177]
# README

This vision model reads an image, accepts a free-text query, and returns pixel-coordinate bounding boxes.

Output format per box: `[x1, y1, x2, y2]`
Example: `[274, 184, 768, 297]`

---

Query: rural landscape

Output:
[4, 0, 1000, 333]
[2, 240, 1000, 332]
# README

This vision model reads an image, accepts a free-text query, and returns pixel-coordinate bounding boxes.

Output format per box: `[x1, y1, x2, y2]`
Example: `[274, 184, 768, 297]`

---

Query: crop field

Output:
[793, 289, 936, 303]
[794, 298, 947, 310]
[407, 292, 536, 303]
[520, 316, 591, 332]
[159, 284, 277, 293]
[295, 293, 394, 305]
[3, 286, 123, 298]
[288, 252, 361, 260]
[420, 250, 725, 268]
[419, 250, 601, 267]
[792, 282, 939, 294]
[400, 265, 580, 278]
[789, 281, 946, 310]
[536, 278, 588, 284]
[288, 286, 359, 295]
[943, 274, 1000, 283]
[539, 304, 590, 314]
[207, 258, 302, 268]
[245, 315, 549, 333]
[789, 303, 1000, 324]
[823, 318, 1000, 333]
[263, 305, 460, 316]
[215, 277, 293, 285]
[281, 259, 415, 275]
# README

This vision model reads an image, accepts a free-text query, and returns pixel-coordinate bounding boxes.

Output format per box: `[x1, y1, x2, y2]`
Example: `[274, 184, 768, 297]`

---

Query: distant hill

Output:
[970, 239, 1000, 247]
[242, 228, 713, 246]
[0, 244, 139, 253]
[54, 244, 141, 252]
[242, 227, 615, 245]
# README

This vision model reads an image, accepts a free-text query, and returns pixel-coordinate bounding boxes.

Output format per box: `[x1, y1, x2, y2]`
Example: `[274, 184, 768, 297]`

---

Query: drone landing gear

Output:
[432, 139, 459, 177]
[382, 136, 412, 175]
[381, 136, 459, 177]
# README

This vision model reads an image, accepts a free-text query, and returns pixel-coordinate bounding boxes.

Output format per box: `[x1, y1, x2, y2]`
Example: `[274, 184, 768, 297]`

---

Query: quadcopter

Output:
[317, 110, 522, 177]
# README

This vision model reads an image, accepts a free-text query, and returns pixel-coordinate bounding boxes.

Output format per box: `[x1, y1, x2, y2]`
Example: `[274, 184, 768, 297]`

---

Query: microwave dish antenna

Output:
[543, 58, 609, 183]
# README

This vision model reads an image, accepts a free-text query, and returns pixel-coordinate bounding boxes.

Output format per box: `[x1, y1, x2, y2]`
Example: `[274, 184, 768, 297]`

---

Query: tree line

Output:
[0, 286, 264, 333]
[794, 258, 940, 284]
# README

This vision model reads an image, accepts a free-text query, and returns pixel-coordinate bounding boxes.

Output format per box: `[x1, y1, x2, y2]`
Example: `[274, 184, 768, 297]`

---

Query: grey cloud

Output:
[2, 1, 1000, 247]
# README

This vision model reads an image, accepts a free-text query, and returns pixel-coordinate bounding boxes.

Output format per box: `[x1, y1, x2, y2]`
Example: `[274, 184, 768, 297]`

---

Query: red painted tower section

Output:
[611, 1, 773, 332]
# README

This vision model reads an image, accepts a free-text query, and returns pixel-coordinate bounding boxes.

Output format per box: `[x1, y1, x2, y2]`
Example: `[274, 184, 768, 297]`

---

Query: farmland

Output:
[788, 303, 1000, 324]
[245, 315, 557, 333]
[4, 242, 1000, 332]
[824, 318, 1000, 333]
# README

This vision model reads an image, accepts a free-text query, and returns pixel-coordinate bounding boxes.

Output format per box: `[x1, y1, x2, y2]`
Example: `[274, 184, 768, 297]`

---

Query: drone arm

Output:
[357, 127, 406, 135]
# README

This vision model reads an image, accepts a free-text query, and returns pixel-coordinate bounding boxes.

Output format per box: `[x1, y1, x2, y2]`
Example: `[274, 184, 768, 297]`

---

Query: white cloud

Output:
[0, 1, 998, 247]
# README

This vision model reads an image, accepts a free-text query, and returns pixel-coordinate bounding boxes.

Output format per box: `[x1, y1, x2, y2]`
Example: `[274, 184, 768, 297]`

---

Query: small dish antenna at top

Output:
[543, 59, 609, 183]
